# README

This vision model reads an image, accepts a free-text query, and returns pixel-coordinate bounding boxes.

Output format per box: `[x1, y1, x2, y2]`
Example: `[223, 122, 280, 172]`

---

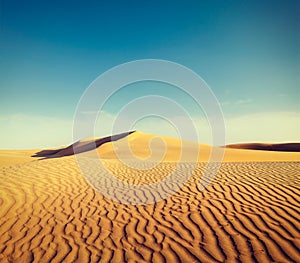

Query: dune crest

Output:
[31, 131, 136, 158]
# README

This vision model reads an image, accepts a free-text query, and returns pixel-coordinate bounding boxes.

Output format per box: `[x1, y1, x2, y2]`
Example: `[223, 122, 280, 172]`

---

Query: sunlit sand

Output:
[0, 131, 299, 262]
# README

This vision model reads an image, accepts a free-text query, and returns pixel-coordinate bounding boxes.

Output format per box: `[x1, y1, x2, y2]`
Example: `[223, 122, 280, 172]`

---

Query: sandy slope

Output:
[0, 132, 299, 262]
[95, 132, 300, 162]
[0, 150, 38, 167]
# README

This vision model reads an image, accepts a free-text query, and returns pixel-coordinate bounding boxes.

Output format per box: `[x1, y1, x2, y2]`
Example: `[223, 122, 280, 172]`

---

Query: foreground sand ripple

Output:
[0, 158, 299, 262]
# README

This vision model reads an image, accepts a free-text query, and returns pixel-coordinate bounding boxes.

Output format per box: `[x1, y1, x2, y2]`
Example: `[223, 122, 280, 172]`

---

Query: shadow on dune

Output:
[32, 131, 136, 159]
[225, 143, 300, 152]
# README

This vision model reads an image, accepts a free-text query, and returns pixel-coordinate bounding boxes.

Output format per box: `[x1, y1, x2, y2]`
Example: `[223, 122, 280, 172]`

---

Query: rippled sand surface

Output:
[1, 132, 299, 262]
[0, 156, 299, 262]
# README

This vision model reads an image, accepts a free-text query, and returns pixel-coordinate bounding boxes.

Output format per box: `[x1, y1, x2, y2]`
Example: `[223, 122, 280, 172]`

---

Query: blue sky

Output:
[1, 0, 299, 148]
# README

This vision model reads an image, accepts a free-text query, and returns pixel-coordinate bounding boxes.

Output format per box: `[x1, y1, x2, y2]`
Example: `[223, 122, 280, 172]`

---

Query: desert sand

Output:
[0, 131, 299, 262]
[226, 142, 300, 152]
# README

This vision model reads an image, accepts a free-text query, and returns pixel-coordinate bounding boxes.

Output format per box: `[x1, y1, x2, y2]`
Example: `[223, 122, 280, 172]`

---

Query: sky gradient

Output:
[1, 0, 299, 148]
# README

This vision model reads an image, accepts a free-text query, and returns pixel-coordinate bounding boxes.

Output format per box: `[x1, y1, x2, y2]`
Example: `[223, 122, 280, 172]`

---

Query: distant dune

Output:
[225, 142, 300, 152]
[28, 131, 300, 163]
[0, 131, 300, 262]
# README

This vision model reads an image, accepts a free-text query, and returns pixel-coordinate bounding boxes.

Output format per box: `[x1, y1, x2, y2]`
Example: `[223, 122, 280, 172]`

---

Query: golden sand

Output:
[0, 132, 299, 262]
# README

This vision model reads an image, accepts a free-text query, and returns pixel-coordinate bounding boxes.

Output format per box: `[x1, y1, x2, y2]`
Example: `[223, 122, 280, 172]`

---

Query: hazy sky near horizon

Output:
[1, 0, 299, 148]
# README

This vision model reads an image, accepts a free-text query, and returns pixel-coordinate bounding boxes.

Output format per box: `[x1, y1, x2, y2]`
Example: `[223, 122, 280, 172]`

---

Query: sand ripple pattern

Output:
[0, 159, 299, 262]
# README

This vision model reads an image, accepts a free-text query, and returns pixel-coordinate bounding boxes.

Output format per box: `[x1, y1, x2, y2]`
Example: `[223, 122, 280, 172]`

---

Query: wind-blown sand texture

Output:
[0, 132, 299, 262]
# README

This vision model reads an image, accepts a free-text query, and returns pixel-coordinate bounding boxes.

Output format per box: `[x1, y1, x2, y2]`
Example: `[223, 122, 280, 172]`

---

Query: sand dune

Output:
[29, 131, 300, 163]
[89, 131, 299, 162]
[32, 131, 135, 158]
[226, 142, 300, 152]
[0, 132, 299, 262]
